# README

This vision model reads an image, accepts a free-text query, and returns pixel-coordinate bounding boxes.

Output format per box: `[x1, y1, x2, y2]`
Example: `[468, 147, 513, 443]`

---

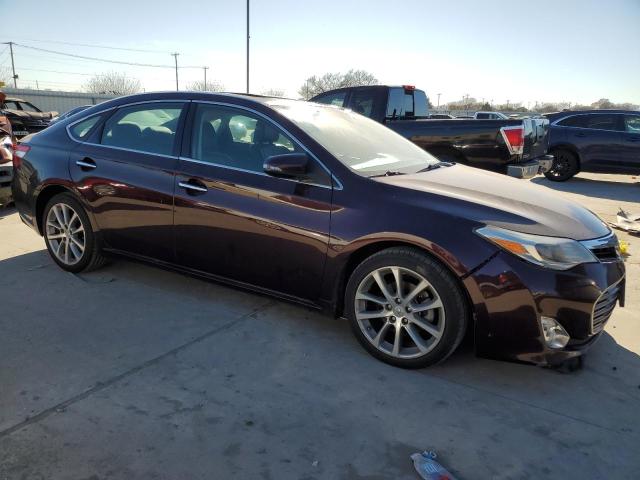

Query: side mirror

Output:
[263, 153, 308, 178]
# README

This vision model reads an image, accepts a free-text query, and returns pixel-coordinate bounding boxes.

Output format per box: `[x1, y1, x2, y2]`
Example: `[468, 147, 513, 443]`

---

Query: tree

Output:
[298, 69, 378, 99]
[261, 88, 285, 97]
[187, 79, 224, 92]
[84, 71, 142, 95]
[0, 66, 12, 87]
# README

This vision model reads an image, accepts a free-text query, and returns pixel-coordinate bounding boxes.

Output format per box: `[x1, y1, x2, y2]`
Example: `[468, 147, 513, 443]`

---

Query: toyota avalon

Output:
[11, 92, 625, 368]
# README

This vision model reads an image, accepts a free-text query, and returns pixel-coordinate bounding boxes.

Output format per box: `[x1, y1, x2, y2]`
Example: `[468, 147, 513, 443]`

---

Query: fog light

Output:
[540, 316, 570, 349]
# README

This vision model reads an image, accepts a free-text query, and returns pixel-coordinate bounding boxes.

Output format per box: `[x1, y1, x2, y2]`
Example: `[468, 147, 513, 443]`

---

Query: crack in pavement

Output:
[0, 299, 276, 439]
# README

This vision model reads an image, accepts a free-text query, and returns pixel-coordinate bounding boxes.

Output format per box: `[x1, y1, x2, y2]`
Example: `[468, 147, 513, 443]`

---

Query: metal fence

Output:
[2, 88, 117, 115]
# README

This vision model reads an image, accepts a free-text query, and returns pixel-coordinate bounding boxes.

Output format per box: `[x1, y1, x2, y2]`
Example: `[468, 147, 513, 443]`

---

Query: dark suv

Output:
[543, 110, 640, 181]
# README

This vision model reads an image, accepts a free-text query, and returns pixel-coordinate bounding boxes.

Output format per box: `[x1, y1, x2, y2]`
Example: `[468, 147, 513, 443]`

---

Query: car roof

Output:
[4, 97, 25, 102]
[544, 109, 639, 118]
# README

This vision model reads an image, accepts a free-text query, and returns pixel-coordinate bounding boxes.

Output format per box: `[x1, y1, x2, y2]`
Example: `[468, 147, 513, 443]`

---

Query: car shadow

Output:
[531, 175, 640, 203]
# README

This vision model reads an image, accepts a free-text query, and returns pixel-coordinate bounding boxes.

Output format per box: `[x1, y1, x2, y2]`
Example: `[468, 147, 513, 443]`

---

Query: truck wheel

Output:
[43, 193, 107, 273]
[544, 149, 578, 181]
[345, 247, 468, 369]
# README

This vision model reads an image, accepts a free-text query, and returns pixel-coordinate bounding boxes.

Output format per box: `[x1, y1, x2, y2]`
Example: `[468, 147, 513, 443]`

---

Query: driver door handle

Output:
[76, 157, 97, 170]
[179, 180, 208, 193]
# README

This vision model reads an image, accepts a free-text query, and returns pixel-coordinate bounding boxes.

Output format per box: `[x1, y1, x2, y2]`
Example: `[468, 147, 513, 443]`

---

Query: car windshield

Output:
[269, 100, 440, 176]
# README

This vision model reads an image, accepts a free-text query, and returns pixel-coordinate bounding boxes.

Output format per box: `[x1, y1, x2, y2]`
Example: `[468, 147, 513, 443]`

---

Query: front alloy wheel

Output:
[346, 247, 468, 368]
[355, 266, 445, 359]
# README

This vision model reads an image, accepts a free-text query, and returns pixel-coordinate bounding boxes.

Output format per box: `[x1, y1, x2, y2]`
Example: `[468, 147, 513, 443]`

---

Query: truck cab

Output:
[312, 85, 429, 123]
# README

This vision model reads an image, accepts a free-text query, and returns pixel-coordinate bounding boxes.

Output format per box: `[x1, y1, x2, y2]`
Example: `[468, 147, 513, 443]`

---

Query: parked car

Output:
[310, 85, 553, 179]
[428, 113, 454, 119]
[543, 109, 640, 181]
[0, 93, 15, 206]
[50, 105, 92, 125]
[474, 111, 508, 120]
[0, 116, 13, 206]
[0, 96, 58, 138]
[12, 92, 624, 368]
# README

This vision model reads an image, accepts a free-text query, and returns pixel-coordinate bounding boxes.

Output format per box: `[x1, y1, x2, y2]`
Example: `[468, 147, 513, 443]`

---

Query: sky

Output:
[0, 0, 639, 106]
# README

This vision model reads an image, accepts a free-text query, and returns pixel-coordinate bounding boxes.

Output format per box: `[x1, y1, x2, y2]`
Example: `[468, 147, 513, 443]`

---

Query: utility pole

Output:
[436, 93, 441, 108]
[8, 42, 17, 88]
[246, 0, 250, 93]
[203, 66, 209, 90]
[172, 53, 179, 91]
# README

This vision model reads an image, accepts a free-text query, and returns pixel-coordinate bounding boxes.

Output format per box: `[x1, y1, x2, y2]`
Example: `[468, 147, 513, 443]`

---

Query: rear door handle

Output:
[76, 157, 96, 170]
[178, 180, 208, 193]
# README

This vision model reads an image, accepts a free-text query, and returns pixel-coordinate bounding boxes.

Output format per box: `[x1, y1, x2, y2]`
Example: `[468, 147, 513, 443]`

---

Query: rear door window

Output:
[100, 103, 185, 156]
[558, 114, 620, 131]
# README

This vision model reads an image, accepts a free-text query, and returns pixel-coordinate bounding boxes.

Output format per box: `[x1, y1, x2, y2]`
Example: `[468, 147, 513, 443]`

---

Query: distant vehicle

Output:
[0, 92, 15, 205]
[428, 113, 454, 119]
[50, 105, 92, 125]
[12, 92, 625, 368]
[0, 97, 58, 137]
[474, 111, 509, 120]
[542, 109, 640, 181]
[310, 85, 553, 179]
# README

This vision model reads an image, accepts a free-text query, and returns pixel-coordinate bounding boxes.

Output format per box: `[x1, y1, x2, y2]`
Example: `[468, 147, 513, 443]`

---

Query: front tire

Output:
[43, 193, 106, 273]
[544, 149, 578, 182]
[345, 247, 468, 368]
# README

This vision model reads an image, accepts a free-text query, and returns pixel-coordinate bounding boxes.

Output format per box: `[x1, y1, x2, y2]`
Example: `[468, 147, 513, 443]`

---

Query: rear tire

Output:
[345, 247, 468, 368]
[43, 193, 107, 273]
[544, 149, 578, 181]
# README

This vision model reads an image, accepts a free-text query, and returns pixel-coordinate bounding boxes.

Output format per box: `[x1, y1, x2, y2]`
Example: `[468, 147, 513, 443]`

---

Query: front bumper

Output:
[506, 155, 554, 179]
[464, 250, 625, 366]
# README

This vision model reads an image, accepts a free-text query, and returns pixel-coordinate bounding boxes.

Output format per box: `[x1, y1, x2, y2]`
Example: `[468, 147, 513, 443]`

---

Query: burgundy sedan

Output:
[11, 92, 625, 368]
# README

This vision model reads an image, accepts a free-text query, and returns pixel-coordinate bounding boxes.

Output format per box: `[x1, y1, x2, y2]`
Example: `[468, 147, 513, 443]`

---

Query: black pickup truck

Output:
[310, 85, 553, 178]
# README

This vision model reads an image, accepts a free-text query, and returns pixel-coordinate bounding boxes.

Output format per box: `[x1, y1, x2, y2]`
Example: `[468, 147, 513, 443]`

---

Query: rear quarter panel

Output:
[12, 124, 77, 231]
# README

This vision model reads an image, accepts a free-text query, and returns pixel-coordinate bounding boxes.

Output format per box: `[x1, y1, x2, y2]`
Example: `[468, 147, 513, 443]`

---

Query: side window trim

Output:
[554, 113, 623, 132]
[181, 100, 341, 190]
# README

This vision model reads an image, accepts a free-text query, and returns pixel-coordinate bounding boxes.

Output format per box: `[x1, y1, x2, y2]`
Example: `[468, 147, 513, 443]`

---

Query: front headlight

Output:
[476, 225, 597, 270]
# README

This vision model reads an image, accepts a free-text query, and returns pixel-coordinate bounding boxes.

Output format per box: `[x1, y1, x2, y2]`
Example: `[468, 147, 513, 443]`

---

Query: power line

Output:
[0, 37, 169, 54]
[6, 43, 204, 69]
[17, 67, 139, 79]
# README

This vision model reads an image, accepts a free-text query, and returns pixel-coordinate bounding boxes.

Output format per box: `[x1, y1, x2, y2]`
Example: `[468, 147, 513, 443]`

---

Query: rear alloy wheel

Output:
[43, 193, 106, 273]
[346, 247, 468, 368]
[46, 203, 86, 266]
[544, 149, 578, 182]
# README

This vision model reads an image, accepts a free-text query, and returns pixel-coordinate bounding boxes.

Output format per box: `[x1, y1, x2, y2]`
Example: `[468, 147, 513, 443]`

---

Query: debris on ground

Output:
[410, 451, 458, 480]
[610, 208, 640, 234]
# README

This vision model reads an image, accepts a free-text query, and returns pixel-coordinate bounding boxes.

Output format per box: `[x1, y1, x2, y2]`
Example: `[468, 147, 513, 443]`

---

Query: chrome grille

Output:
[591, 281, 622, 334]
[581, 232, 621, 263]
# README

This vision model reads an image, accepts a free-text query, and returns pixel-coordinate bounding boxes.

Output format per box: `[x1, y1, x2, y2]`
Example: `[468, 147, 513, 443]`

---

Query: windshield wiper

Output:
[416, 162, 454, 173]
[369, 170, 406, 178]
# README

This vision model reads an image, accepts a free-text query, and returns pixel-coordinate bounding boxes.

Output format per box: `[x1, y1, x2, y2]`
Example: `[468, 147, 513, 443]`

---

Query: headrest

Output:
[254, 121, 280, 143]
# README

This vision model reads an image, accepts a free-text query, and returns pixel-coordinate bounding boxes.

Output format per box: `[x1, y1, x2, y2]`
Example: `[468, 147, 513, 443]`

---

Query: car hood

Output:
[374, 165, 610, 241]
